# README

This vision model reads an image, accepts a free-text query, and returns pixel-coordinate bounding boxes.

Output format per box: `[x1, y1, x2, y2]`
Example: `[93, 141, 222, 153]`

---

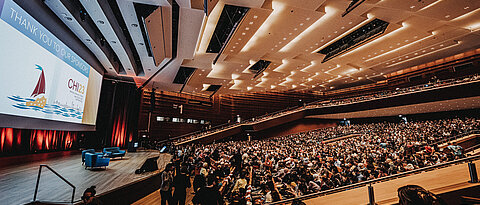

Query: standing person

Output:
[160, 164, 174, 205]
[172, 166, 191, 205]
[193, 175, 224, 205]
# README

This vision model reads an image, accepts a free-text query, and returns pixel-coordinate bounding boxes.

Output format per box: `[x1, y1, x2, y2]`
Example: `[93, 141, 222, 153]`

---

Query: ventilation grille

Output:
[249, 60, 271, 78]
[206, 5, 249, 53]
[318, 18, 389, 63]
[206, 85, 221, 92]
[173, 67, 196, 84]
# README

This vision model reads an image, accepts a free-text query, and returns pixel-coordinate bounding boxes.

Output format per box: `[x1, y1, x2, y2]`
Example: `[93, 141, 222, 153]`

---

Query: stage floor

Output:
[0, 150, 171, 205]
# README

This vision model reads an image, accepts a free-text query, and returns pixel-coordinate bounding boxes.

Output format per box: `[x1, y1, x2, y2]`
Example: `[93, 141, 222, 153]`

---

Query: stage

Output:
[0, 150, 171, 205]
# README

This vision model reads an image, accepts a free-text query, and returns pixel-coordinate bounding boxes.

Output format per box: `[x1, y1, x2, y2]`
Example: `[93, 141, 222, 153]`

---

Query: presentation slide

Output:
[0, 0, 102, 126]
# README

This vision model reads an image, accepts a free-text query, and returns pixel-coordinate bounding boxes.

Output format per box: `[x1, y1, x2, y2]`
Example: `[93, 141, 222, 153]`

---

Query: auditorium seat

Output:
[84, 153, 110, 169]
[103, 147, 126, 158]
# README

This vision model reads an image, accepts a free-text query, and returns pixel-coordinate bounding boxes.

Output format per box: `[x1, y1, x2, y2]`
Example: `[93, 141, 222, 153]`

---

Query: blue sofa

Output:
[81, 149, 103, 165]
[103, 147, 126, 158]
[84, 153, 110, 169]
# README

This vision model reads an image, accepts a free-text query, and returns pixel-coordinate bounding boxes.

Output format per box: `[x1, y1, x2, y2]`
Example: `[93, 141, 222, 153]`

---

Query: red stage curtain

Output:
[0, 127, 77, 154]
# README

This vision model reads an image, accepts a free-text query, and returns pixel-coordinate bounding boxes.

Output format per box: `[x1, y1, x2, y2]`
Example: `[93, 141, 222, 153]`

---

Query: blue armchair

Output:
[103, 147, 126, 158]
[81, 149, 103, 165]
[84, 153, 110, 169]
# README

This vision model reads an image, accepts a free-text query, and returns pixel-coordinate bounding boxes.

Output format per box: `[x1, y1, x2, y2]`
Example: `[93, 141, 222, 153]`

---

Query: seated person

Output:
[397, 185, 446, 205]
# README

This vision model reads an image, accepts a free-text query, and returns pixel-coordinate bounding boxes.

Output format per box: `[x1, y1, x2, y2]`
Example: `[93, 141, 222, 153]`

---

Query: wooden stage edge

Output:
[0, 150, 172, 205]
[305, 159, 480, 205]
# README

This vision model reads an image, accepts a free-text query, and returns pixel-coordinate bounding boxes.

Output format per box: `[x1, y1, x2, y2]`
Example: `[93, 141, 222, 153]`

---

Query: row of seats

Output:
[81, 147, 126, 169]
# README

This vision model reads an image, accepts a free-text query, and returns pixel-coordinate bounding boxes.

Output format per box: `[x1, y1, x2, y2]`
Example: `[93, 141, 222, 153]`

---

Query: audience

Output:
[171, 117, 478, 204]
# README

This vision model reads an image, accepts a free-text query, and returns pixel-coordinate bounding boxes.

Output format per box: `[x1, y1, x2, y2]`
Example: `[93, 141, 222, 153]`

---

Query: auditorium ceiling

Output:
[45, 0, 480, 95]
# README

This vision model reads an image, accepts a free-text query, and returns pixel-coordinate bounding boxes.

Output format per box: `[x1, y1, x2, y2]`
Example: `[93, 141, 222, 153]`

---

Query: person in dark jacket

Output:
[172, 166, 191, 205]
[80, 186, 102, 205]
[398, 185, 446, 205]
[193, 175, 224, 205]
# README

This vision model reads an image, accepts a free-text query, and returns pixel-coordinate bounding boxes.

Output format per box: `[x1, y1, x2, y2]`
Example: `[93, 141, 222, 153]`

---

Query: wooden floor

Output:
[0, 150, 171, 205]
[305, 160, 480, 205]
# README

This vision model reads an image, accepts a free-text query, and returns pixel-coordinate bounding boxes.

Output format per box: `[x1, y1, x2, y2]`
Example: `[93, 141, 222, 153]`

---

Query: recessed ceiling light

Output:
[111, 41, 116, 44]
[242, 32, 246, 35]
[249, 22, 253, 24]
[238, 38, 242, 40]
[445, 15, 450, 18]
[139, 42, 144, 45]
[464, 6, 470, 9]
[294, 28, 298, 30]
[349, 22, 353, 24]
[131, 24, 138, 27]
[283, 37, 287, 40]
[97, 20, 105, 24]
[85, 39, 91, 42]
[410, 6, 415, 9]
[245, 27, 250, 30]
[64, 16, 73, 21]
[253, 15, 258, 19]
[232, 46, 236, 48]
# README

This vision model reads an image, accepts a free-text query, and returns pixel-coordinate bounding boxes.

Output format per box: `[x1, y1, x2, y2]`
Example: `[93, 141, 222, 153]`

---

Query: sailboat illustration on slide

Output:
[26, 65, 47, 108]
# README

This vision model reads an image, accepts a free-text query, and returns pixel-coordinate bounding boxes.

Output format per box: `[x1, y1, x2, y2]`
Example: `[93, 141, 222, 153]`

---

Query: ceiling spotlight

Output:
[131, 24, 138, 27]
[97, 20, 105, 24]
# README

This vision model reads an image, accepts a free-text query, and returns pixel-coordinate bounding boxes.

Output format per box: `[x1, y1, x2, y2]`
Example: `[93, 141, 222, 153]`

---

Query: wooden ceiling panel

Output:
[223, 7, 273, 56]
[376, 0, 439, 12]
[278, 0, 326, 11]
[415, 0, 479, 21]
[241, 4, 325, 59]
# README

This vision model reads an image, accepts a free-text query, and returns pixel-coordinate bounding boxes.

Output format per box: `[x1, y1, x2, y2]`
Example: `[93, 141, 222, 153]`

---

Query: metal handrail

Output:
[33, 164, 76, 204]
[269, 154, 480, 204]
[433, 130, 480, 146]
